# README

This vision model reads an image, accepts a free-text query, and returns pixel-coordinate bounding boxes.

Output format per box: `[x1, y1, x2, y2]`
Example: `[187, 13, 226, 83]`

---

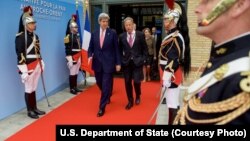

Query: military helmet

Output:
[24, 16, 36, 25]
[69, 22, 78, 28]
[163, 2, 182, 24]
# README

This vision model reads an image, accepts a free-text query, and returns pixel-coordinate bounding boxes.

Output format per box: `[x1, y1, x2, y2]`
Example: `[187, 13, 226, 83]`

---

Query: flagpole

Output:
[76, 0, 79, 10]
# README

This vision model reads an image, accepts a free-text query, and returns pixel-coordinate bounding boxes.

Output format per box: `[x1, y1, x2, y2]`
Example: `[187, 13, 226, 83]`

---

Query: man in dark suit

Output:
[88, 13, 121, 117]
[151, 27, 161, 82]
[119, 17, 148, 110]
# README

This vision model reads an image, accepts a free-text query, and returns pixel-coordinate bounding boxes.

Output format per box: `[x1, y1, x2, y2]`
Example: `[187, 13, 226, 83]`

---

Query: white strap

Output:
[26, 34, 36, 54]
[188, 57, 250, 95]
[26, 54, 40, 59]
[159, 60, 168, 65]
[72, 49, 81, 52]
[162, 31, 185, 59]
[177, 33, 185, 59]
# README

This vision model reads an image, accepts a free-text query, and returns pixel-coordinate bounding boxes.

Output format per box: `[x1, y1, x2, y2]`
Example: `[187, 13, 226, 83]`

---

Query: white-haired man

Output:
[88, 13, 121, 117]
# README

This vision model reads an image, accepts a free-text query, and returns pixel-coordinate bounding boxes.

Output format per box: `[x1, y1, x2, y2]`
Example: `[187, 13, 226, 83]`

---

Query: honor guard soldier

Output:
[159, 1, 191, 125]
[64, 21, 82, 94]
[15, 15, 46, 119]
[174, 0, 250, 125]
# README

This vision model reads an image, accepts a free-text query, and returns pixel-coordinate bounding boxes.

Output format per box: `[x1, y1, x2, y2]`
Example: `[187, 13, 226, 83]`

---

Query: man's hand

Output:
[88, 57, 92, 65]
[116, 65, 121, 72]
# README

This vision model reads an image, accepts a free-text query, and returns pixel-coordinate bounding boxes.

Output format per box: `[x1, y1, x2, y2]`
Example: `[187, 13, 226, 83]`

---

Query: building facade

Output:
[89, 0, 211, 85]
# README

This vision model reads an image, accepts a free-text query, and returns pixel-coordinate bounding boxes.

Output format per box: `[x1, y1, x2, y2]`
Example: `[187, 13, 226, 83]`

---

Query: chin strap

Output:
[201, 0, 237, 26]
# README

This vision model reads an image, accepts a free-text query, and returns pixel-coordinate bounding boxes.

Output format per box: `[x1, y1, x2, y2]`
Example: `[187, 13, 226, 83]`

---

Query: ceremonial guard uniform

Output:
[64, 21, 82, 94]
[159, 1, 190, 124]
[174, 0, 250, 124]
[15, 10, 46, 119]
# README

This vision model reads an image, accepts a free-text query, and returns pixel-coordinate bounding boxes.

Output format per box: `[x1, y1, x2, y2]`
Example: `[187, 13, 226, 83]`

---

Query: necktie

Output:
[100, 30, 104, 48]
[128, 33, 133, 47]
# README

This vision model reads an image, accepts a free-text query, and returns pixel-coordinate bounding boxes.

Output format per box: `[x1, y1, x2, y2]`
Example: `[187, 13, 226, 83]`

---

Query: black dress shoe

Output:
[34, 109, 46, 115]
[97, 109, 105, 117]
[28, 111, 39, 119]
[125, 102, 133, 110]
[135, 97, 140, 105]
[70, 89, 77, 95]
[74, 87, 82, 92]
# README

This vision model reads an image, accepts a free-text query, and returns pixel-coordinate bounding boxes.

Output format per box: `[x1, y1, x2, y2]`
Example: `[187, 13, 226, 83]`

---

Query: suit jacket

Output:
[88, 28, 121, 73]
[154, 33, 162, 56]
[119, 31, 148, 67]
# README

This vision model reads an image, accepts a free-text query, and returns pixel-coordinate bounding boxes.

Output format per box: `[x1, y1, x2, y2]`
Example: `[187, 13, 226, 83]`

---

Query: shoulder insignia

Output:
[64, 34, 70, 43]
[16, 32, 23, 37]
[216, 48, 227, 55]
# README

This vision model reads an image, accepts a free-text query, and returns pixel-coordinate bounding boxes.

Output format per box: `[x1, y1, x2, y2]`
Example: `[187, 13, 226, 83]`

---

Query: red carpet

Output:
[6, 78, 161, 141]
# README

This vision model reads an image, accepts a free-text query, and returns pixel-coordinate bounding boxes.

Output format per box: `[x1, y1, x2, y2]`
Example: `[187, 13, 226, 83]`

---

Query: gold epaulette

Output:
[16, 32, 23, 37]
[64, 34, 70, 43]
[174, 90, 250, 125]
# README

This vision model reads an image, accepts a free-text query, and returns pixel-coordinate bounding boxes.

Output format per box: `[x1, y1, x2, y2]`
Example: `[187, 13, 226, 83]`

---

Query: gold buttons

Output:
[240, 77, 250, 93]
[214, 64, 229, 80]
[207, 62, 212, 68]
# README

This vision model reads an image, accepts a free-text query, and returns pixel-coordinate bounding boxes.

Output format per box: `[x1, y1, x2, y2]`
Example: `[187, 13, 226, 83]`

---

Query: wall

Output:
[0, 0, 83, 120]
[185, 1, 212, 85]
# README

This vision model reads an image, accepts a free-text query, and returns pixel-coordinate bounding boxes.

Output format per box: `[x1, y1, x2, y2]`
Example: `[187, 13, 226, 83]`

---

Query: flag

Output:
[76, 9, 82, 44]
[81, 9, 94, 75]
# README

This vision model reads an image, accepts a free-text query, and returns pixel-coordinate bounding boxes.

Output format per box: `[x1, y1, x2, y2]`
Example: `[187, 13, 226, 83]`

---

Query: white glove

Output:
[163, 80, 171, 88]
[18, 64, 29, 83]
[41, 60, 45, 71]
[66, 56, 73, 62]
[66, 56, 73, 68]
[162, 71, 172, 88]
[67, 61, 73, 69]
[21, 73, 29, 83]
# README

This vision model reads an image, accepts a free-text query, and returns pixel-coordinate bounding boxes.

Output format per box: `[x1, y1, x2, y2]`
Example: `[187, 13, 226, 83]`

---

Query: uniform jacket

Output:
[177, 33, 250, 125]
[64, 33, 81, 61]
[15, 31, 40, 65]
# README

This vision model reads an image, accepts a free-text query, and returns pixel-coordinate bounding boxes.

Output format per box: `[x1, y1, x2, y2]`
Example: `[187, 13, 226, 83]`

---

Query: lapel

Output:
[97, 29, 101, 48]
[102, 28, 109, 49]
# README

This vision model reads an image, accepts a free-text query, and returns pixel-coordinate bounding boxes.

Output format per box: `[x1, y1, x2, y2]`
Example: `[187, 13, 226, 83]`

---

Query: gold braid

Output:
[174, 92, 250, 125]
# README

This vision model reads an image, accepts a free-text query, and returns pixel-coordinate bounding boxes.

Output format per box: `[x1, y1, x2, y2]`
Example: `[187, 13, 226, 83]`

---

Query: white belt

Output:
[26, 54, 40, 59]
[159, 60, 168, 65]
[72, 49, 81, 52]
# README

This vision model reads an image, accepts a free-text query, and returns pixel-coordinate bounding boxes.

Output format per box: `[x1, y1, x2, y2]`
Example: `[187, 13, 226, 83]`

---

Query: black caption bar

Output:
[56, 125, 249, 141]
